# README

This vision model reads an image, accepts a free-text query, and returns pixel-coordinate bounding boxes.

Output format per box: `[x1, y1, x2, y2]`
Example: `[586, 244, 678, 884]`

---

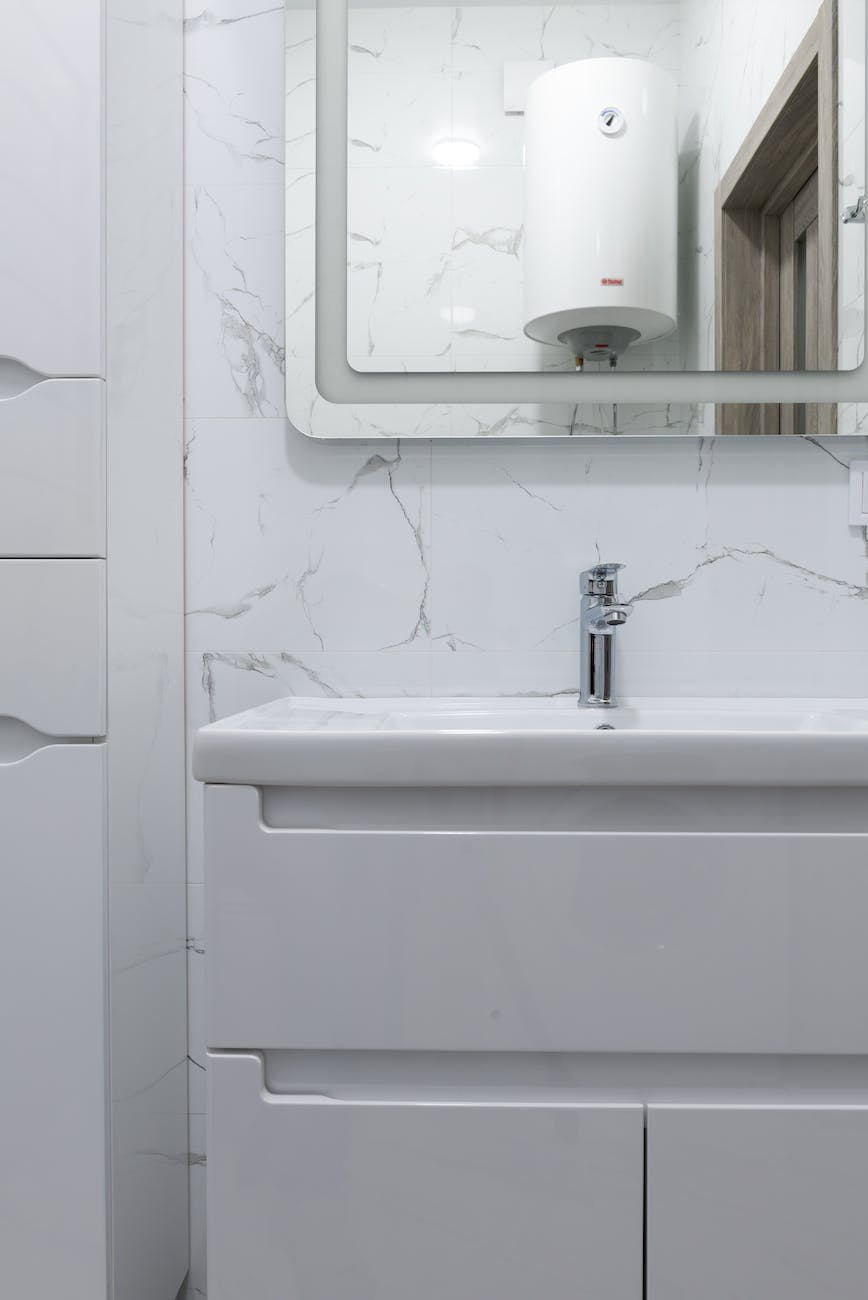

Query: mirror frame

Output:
[314, 0, 868, 413]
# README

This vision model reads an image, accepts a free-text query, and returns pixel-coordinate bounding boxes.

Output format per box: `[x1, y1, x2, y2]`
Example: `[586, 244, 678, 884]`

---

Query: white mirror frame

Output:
[314, 0, 868, 414]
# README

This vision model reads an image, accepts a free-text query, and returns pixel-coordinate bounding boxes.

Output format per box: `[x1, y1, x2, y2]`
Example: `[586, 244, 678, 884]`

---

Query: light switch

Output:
[504, 61, 555, 114]
[848, 460, 868, 525]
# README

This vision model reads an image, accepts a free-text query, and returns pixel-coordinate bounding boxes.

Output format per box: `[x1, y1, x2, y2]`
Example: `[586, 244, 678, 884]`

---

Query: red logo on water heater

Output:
[601, 278, 625, 286]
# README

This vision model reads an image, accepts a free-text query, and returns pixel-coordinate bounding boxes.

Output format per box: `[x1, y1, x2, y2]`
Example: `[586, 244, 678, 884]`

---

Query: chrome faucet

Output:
[579, 563, 632, 708]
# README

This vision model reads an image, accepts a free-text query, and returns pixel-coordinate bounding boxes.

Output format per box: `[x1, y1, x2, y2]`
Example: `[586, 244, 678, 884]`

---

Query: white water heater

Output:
[524, 57, 678, 366]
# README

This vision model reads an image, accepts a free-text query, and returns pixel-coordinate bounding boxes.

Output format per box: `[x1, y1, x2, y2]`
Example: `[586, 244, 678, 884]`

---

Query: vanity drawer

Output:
[0, 560, 105, 736]
[0, 379, 105, 557]
[206, 786, 868, 1054]
[207, 1051, 643, 1300]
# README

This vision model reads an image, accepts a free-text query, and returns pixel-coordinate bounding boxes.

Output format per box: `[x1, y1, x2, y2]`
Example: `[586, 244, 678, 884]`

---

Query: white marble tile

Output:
[186, 418, 432, 652]
[110, 886, 188, 1105]
[348, 74, 453, 167]
[285, 169, 316, 360]
[450, 167, 531, 359]
[431, 649, 578, 697]
[430, 437, 868, 686]
[348, 168, 453, 357]
[186, 183, 286, 418]
[452, 70, 528, 167]
[348, 6, 452, 76]
[185, 0, 288, 185]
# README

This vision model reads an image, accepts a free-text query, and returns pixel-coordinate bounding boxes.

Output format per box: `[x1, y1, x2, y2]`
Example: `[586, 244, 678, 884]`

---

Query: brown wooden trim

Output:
[780, 200, 797, 434]
[715, 0, 838, 436]
[816, 0, 839, 433]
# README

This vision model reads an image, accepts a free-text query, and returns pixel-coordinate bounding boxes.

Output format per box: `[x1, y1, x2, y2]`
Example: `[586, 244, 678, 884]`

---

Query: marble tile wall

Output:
[184, 3, 868, 1294]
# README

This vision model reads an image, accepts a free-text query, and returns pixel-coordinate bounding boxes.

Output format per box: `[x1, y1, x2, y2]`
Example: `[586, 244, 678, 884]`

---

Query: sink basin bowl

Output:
[193, 697, 868, 787]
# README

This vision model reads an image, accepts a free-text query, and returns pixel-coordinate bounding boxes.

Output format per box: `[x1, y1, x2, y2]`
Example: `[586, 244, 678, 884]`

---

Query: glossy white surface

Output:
[194, 694, 868, 787]
[648, 1106, 868, 1299]
[0, 0, 103, 375]
[524, 59, 678, 349]
[208, 1051, 644, 1300]
[105, 0, 188, 1295]
[0, 379, 105, 557]
[0, 744, 107, 1297]
[206, 785, 868, 1054]
[0, 560, 105, 736]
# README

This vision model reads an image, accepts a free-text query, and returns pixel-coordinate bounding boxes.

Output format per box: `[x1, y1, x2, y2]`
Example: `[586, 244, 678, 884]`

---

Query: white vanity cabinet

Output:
[199, 697, 868, 1300]
[647, 1105, 868, 1300]
[0, 0, 103, 376]
[208, 1053, 644, 1300]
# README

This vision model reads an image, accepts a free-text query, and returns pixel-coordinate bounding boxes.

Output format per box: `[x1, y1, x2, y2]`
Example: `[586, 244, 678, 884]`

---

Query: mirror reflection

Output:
[285, 0, 867, 437]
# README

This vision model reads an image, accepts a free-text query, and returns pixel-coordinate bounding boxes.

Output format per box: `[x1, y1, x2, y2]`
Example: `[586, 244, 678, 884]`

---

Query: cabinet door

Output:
[208, 1052, 644, 1300]
[0, 379, 105, 556]
[647, 1105, 868, 1300]
[0, 743, 107, 1297]
[0, 0, 102, 375]
[0, 559, 105, 735]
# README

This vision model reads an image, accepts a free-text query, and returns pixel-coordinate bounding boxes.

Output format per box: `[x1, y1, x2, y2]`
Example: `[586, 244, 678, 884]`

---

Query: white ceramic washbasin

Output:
[193, 696, 868, 788]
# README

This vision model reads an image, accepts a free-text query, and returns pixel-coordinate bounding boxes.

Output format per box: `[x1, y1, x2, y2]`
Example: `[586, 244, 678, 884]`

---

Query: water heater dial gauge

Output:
[599, 107, 625, 136]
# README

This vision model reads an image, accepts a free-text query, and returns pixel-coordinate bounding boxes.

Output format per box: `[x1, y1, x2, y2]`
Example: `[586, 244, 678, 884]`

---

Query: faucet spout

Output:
[578, 565, 631, 708]
[584, 603, 632, 633]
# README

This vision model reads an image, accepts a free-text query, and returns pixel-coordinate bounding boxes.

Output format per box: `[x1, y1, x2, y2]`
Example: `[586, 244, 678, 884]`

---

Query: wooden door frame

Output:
[715, 0, 838, 435]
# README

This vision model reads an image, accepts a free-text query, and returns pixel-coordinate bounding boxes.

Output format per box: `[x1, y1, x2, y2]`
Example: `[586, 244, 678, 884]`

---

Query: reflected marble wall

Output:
[184, 2, 868, 1295]
[284, 0, 864, 440]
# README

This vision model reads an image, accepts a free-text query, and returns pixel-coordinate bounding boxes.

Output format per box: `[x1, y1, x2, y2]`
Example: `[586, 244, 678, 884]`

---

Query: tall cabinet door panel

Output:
[647, 1105, 868, 1300]
[0, 0, 102, 375]
[0, 379, 105, 556]
[208, 1052, 644, 1300]
[0, 560, 105, 735]
[0, 743, 107, 1297]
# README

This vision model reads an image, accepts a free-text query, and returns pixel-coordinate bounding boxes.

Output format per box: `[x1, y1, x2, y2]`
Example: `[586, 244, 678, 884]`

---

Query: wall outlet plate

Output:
[848, 461, 868, 525]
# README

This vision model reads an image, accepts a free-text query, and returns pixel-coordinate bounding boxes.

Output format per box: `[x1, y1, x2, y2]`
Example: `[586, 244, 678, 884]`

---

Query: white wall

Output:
[183, 2, 868, 1294]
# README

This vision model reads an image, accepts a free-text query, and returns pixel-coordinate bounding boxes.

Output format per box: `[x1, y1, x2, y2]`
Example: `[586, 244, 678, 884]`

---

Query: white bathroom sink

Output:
[193, 696, 868, 788]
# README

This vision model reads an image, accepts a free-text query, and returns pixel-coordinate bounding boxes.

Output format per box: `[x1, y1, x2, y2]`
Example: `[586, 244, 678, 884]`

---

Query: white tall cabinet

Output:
[0, 3, 186, 1298]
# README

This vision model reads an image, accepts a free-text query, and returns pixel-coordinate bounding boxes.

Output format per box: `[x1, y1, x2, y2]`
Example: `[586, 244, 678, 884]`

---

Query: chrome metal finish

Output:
[579, 563, 632, 708]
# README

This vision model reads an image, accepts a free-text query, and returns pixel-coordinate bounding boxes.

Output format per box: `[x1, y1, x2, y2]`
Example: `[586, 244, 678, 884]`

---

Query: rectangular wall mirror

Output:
[286, 0, 868, 437]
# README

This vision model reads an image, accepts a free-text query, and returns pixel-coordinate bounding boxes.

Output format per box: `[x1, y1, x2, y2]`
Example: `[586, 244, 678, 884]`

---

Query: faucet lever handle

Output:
[581, 563, 625, 598]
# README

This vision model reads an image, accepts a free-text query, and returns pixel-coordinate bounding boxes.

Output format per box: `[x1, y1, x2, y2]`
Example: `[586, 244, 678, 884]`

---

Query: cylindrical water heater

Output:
[524, 57, 678, 366]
